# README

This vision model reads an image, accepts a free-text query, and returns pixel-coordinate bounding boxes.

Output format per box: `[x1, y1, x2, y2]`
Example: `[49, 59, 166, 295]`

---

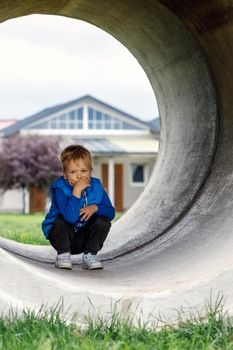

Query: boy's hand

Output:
[80, 205, 98, 221]
[72, 177, 90, 198]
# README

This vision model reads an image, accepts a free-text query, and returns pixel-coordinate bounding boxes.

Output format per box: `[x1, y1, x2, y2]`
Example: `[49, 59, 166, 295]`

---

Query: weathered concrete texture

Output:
[1, 0, 233, 322]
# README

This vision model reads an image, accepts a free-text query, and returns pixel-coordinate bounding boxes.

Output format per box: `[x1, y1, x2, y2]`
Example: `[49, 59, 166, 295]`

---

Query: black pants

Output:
[48, 215, 111, 255]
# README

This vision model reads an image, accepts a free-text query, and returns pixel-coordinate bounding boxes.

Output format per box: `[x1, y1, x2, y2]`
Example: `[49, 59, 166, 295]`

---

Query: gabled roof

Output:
[70, 137, 127, 155]
[68, 137, 158, 155]
[148, 118, 160, 132]
[0, 95, 158, 137]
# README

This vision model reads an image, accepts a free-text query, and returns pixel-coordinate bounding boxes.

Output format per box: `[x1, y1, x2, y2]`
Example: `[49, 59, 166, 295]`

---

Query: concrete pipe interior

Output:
[1, 0, 233, 320]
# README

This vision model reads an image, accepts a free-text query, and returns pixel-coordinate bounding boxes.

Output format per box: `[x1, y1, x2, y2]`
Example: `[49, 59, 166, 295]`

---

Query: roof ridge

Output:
[0, 95, 158, 136]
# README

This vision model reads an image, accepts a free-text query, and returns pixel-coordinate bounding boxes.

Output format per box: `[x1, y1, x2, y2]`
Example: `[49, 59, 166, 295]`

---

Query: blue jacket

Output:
[42, 176, 115, 238]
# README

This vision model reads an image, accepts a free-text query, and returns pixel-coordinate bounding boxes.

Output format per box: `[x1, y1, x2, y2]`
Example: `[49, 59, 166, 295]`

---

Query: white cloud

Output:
[0, 15, 158, 120]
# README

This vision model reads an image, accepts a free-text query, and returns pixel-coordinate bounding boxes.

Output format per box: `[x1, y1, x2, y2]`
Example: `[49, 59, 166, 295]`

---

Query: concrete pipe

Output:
[1, 0, 233, 322]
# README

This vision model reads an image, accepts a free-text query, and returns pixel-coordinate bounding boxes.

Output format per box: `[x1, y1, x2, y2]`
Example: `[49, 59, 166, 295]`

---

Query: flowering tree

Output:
[0, 135, 62, 213]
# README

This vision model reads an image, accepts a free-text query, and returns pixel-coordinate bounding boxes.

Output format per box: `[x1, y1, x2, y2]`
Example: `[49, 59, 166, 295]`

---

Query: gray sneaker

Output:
[55, 252, 72, 270]
[82, 253, 103, 270]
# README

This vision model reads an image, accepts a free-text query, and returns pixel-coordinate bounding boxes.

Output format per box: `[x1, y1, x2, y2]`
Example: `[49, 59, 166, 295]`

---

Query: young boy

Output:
[42, 144, 115, 270]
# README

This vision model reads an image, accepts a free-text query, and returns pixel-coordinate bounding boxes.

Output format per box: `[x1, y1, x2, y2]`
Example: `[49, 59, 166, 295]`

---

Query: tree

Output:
[0, 135, 61, 213]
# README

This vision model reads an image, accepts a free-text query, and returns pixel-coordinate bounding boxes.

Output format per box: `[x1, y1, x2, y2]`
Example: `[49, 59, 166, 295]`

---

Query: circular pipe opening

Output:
[0, 1, 217, 262]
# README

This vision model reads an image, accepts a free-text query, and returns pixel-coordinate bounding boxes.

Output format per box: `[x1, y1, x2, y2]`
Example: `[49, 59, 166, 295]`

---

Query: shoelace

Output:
[58, 252, 71, 260]
[85, 254, 97, 263]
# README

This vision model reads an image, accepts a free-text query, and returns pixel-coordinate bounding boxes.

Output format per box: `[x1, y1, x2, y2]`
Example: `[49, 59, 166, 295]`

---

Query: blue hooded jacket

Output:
[42, 176, 115, 238]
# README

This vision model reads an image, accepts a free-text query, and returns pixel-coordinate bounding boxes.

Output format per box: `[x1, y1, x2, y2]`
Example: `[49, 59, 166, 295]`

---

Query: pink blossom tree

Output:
[0, 135, 61, 213]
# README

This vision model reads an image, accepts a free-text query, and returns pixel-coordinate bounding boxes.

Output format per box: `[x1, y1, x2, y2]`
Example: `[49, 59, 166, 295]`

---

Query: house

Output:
[0, 95, 159, 212]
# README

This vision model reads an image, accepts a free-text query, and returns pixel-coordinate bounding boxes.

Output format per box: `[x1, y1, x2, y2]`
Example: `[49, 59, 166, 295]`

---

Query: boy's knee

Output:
[52, 216, 70, 230]
[53, 216, 64, 227]
[93, 216, 111, 230]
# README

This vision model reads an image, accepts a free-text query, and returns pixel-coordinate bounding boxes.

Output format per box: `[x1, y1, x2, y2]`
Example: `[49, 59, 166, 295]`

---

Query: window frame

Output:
[130, 163, 149, 187]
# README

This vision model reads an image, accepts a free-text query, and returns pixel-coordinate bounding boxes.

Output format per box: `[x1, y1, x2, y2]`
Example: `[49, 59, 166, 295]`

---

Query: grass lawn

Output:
[0, 212, 122, 245]
[0, 296, 232, 349]
[0, 213, 47, 245]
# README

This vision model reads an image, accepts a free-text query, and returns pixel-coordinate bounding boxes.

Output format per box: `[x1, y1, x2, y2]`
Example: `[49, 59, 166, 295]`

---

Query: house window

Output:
[122, 121, 140, 130]
[67, 108, 83, 129]
[87, 107, 140, 130]
[48, 109, 83, 129]
[31, 121, 49, 129]
[130, 164, 148, 186]
[26, 107, 83, 129]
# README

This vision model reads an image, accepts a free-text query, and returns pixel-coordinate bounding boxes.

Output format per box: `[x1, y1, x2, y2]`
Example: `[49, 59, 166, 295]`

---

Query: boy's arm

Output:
[86, 178, 104, 205]
[80, 182, 113, 222]
[55, 188, 82, 224]
[96, 190, 115, 221]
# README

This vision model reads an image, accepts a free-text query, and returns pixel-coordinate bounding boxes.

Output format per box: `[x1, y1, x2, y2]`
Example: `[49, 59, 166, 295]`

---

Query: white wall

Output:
[94, 155, 156, 211]
[0, 188, 29, 213]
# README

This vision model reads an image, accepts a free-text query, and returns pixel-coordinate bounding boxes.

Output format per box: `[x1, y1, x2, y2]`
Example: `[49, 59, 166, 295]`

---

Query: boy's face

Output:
[63, 158, 91, 186]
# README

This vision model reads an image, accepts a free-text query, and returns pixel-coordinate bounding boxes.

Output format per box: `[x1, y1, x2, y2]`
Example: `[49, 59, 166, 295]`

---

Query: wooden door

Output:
[114, 164, 123, 212]
[101, 163, 109, 193]
[29, 185, 46, 213]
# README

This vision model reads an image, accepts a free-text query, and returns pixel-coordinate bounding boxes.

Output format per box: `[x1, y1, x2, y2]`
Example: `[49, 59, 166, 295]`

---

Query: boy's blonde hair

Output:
[60, 144, 93, 171]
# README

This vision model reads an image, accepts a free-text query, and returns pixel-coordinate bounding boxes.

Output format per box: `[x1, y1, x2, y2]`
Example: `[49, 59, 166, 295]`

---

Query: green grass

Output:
[1, 295, 233, 349]
[0, 213, 48, 245]
[0, 212, 123, 245]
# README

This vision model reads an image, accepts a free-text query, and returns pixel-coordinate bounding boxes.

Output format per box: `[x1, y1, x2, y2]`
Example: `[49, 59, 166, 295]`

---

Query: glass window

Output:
[131, 164, 147, 184]
[30, 122, 48, 129]
[27, 108, 84, 130]
[78, 108, 83, 118]
[113, 121, 121, 129]
[50, 121, 57, 128]
[122, 122, 140, 130]
[59, 114, 66, 121]
[96, 111, 102, 120]
[88, 107, 93, 119]
[87, 107, 141, 130]
[70, 111, 75, 120]
[59, 108, 83, 129]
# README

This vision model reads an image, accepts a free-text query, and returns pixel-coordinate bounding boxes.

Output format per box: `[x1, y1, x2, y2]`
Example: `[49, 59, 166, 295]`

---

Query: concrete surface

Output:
[1, 0, 233, 323]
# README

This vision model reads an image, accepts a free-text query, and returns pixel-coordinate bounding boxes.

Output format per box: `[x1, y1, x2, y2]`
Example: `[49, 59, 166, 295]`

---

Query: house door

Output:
[101, 163, 123, 212]
[29, 185, 46, 213]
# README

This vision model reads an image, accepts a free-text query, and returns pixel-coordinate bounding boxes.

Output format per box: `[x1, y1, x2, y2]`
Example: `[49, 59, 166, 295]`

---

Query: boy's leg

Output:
[84, 216, 111, 254]
[48, 216, 75, 269]
[71, 215, 111, 270]
[48, 216, 75, 254]
[71, 215, 111, 255]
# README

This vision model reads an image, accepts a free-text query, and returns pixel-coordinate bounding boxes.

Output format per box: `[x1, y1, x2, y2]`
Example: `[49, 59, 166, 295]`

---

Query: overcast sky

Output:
[0, 14, 158, 121]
